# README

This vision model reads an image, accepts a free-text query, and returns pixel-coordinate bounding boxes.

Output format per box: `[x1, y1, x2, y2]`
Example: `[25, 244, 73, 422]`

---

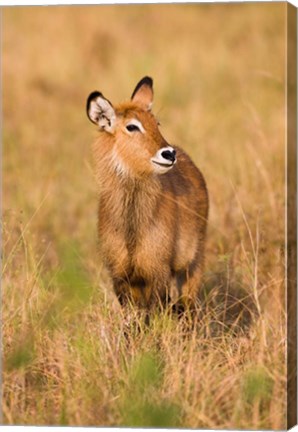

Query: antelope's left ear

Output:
[131, 76, 153, 111]
[86, 91, 116, 133]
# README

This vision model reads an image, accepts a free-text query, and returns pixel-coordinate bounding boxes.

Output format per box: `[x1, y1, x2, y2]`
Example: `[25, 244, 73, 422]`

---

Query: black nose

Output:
[161, 149, 176, 163]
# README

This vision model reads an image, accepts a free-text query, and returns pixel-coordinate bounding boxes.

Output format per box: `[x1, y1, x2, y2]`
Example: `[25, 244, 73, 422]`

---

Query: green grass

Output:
[2, 3, 287, 428]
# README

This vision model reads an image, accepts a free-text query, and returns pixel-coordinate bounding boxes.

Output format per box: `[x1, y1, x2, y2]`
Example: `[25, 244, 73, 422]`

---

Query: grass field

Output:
[2, 3, 287, 428]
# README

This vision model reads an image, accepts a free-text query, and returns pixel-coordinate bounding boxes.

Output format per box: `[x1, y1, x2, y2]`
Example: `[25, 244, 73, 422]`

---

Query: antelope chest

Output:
[98, 198, 174, 280]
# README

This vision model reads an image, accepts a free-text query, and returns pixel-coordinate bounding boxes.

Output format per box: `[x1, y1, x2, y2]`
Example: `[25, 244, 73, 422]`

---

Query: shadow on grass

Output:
[198, 257, 259, 336]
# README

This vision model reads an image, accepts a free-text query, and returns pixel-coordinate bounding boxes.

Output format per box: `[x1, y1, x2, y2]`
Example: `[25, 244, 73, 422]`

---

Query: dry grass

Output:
[2, 3, 287, 428]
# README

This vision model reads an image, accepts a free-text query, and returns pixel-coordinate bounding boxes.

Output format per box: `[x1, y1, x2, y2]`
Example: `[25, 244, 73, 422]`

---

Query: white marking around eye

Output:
[125, 118, 145, 134]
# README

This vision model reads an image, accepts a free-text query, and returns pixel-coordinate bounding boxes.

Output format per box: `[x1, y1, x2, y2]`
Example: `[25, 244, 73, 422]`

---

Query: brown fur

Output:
[88, 79, 208, 312]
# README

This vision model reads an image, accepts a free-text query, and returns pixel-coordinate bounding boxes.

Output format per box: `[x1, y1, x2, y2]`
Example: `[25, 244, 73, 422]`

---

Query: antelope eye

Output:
[126, 124, 140, 132]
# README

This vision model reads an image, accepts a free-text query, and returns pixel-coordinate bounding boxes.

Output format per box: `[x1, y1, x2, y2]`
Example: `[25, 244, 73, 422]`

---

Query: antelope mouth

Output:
[151, 160, 175, 168]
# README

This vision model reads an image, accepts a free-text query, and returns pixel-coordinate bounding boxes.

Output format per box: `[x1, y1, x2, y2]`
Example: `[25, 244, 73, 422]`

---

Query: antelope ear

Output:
[131, 76, 153, 111]
[86, 91, 116, 133]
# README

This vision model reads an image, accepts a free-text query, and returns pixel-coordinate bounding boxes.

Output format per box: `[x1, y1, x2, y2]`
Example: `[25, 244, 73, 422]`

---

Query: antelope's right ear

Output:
[86, 91, 116, 133]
